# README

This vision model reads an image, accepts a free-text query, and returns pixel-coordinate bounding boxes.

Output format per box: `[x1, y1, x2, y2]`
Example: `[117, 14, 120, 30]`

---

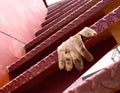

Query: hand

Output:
[57, 27, 97, 71]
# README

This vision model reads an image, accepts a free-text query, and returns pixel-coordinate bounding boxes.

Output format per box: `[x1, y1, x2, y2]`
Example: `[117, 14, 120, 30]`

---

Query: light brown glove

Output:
[57, 27, 97, 71]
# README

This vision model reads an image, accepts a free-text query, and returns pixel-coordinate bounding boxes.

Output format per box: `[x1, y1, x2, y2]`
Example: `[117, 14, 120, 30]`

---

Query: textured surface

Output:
[63, 6, 120, 93]
[8, 0, 112, 77]
[0, 36, 116, 93]
[25, 0, 98, 52]
[1, 0, 119, 93]
[0, 0, 47, 87]
[46, 0, 77, 19]
[47, 0, 71, 13]
[2, 5, 120, 92]
[41, 0, 88, 27]
[64, 60, 120, 93]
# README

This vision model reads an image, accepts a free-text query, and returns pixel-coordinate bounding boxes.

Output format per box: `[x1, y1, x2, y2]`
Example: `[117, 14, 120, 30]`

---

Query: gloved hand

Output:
[57, 27, 97, 71]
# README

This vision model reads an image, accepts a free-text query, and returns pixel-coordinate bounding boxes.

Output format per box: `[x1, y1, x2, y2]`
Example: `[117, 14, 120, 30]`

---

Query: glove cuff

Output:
[77, 27, 97, 38]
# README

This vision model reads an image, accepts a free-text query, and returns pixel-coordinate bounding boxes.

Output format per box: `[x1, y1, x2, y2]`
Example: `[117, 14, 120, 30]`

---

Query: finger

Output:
[57, 43, 66, 70]
[75, 45, 94, 62]
[74, 35, 94, 62]
[64, 48, 73, 71]
[70, 50, 84, 71]
[69, 35, 84, 70]
[79, 45, 94, 62]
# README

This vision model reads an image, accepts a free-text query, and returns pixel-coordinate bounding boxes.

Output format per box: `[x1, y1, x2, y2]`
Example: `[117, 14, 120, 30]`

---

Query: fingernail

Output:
[74, 59, 84, 71]
[66, 62, 73, 71]
[88, 55, 94, 62]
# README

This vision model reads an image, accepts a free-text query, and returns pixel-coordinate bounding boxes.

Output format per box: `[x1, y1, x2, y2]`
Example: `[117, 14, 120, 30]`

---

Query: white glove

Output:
[57, 27, 97, 71]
